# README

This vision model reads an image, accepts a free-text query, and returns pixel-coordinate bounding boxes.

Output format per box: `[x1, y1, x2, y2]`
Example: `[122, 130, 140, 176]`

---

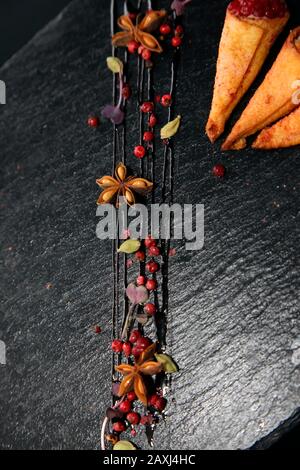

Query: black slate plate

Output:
[0, 0, 299, 450]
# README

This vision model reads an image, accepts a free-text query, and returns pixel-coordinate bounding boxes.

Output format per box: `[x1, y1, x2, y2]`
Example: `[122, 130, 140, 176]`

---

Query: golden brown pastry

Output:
[223, 26, 300, 150]
[253, 105, 300, 149]
[206, 0, 289, 143]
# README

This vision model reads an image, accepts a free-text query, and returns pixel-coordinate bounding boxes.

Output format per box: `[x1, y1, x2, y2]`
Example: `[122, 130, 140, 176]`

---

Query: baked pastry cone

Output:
[253, 105, 300, 149]
[223, 27, 300, 150]
[206, 0, 289, 143]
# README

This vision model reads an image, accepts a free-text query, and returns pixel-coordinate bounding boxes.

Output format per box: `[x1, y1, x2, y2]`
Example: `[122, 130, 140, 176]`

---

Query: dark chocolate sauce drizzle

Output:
[111, 0, 130, 392]
[158, 12, 180, 352]
[120, 0, 130, 357]
[108, 0, 181, 441]
[110, 0, 118, 391]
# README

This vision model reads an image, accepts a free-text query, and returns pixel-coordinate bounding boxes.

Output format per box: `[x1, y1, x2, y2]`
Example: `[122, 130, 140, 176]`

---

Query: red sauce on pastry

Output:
[228, 0, 288, 18]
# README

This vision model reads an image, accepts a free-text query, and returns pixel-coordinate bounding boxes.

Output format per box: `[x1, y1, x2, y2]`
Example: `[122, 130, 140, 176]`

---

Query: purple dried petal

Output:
[171, 0, 192, 16]
[111, 107, 124, 125]
[101, 104, 115, 119]
[135, 286, 149, 305]
[126, 283, 138, 304]
[126, 283, 149, 305]
[112, 382, 120, 396]
[101, 105, 124, 125]
[106, 407, 124, 420]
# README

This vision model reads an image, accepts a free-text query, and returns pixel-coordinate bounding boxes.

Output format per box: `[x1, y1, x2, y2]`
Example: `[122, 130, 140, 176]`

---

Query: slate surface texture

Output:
[0, 0, 299, 450]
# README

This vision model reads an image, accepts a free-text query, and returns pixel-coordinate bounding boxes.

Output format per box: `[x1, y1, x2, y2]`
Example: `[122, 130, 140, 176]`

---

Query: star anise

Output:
[112, 10, 167, 53]
[96, 162, 153, 206]
[115, 343, 162, 405]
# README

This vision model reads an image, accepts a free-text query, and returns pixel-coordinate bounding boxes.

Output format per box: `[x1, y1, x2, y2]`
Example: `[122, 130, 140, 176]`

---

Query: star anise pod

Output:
[96, 162, 153, 207]
[115, 343, 162, 405]
[112, 10, 167, 53]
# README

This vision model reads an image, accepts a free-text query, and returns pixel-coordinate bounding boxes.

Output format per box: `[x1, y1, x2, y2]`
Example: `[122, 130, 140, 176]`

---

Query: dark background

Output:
[0, 0, 71, 66]
[0, 0, 299, 450]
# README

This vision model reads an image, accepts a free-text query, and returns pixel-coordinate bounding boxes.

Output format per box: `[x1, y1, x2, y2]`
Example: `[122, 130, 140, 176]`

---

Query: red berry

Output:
[144, 303, 157, 316]
[138, 45, 145, 55]
[141, 102, 154, 113]
[146, 279, 158, 291]
[113, 421, 127, 433]
[129, 330, 142, 344]
[160, 23, 172, 35]
[126, 412, 140, 425]
[122, 84, 132, 100]
[130, 429, 137, 437]
[132, 340, 152, 357]
[128, 12, 137, 22]
[145, 261, 152, 272]
[161, 94, 172, 107]
[175, 25, 184, 37]
[148, 245, 161, 257]
[132, 345, 142, 357]
[87, 116, 100, 128]
[144, 236, 156, 248]
[148, 394, 159, 407]
[148, 394, 166, 411]
[148, 114, 158, 127]
[143, 131, 154, 142]
[136, 336, 152, 350]
[134, 145, 146, 159]
[119, 400, 132, 414]
[140, 415, 151, 425]
[111, 339, 123, 353]
[212, 164, 226, 178]
[127, 391, 137, 402]
[94, 325, 102, 334]
[122, 342, 132, 357]
[142, 49, 152, 61]
[135, 250, 145, 261]
[128, 40, 139, 54]
[154, 397, 167, 412]
[171, 36, 182, 47]
[136, 275, 147, 286]
[146, 261, 160, 274]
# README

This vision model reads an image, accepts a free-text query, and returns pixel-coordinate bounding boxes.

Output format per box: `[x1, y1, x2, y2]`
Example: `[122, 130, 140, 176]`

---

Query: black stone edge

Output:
[251, 407, 300, 449]
[0, 0, 74, 71]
